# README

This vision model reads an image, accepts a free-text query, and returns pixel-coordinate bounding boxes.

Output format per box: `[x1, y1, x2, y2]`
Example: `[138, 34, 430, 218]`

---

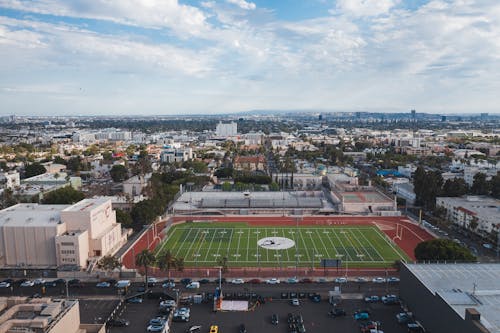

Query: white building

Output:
[0, 171, 20, 189]
[0, 197, 127, 268]
[215, 121, 237, 137]
[123, 174, 151, 197]
[161, 147, 193, 164]
[436, 196, 500, 237]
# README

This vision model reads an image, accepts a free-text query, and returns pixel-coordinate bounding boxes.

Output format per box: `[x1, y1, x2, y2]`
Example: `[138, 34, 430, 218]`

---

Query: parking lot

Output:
[109, 288, 408, 333]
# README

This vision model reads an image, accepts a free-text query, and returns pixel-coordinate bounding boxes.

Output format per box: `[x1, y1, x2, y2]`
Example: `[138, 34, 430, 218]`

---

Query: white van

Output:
[115, 280, 131, 288]
[186, 282, 200, 289]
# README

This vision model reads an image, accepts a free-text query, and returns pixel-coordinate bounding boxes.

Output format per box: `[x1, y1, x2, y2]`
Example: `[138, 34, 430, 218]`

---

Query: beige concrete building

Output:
[0, 297, 104, 333]
[0, 198, 127, 269]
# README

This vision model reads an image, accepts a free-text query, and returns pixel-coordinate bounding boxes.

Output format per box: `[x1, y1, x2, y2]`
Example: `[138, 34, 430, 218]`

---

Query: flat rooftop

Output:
[338, 191, 393, 203]
[406, 263, 500, 333]
[0, 203, 69, 227]
[63, 197, 111, 212]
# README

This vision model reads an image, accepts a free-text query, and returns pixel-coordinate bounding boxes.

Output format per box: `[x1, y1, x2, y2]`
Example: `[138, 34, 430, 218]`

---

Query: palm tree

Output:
[135, 249, 156, 287]
[158, 250, 176, 278]
[175, 257, 185, 272]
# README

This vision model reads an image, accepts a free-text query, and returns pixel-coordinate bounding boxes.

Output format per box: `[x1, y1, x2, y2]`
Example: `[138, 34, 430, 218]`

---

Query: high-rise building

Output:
[216, 121, 238, 137]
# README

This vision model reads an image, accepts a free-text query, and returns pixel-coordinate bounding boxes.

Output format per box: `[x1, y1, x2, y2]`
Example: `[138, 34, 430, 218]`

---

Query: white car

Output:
[291, 298, 300, 306]
[34, 278, 45, 285]
[96, 281, 111, 288]
[372, 277, 386, 283]
[387, 277, 400, 283]
[334, 277, 348, 283]
[265, 278, 280, 284]
[0, 282, 11, 288]
[160, 300, 176, 308]
[147, 277, 158, 284]
[354, 277, 368, 283]
[230, 278, 245, 284]
[20, 280, 35, 287]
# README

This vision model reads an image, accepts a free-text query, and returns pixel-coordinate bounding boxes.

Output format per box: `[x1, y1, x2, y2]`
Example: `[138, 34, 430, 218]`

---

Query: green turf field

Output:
[156, 222, 409, 268]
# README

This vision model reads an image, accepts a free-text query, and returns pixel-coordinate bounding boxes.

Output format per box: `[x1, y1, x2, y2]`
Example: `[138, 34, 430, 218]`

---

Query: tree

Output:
[42, 186, 85, 204]
[110, 165, 128, 182]
[442, 178, 468, 197]
[490, 172, 500, 199]
[415, 239, 476, 262]
[413, 167, 443, 209]
[24, 162, 46, 178]
[97, 255, 121, 276]
[218, 256, 229, 274]
[221, 182, 232, 191]
[135, 249, 156, 287]
[158, 250, 176, 278]
[115, 209, 133, 228]
[175, 257, 185, 272]
[471, 172, 490, 195]
[413, 166, 427, 206]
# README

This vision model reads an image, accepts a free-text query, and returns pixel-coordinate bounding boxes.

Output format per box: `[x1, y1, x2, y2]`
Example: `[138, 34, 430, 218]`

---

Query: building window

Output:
[61, 242, 74, 246]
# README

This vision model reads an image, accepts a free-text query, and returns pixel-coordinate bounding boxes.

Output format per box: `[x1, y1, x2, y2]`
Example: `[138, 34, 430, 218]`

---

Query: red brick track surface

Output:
[122, 215, 435, 277]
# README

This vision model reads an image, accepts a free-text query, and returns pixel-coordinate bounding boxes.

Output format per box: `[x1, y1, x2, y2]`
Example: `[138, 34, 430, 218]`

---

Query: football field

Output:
[156, 222, 409, 268]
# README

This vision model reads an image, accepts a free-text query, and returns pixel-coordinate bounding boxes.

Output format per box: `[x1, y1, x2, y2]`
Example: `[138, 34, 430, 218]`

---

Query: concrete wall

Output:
[55, 230, 89, 268]
[1, 224, 66, 266]
[400, 265, 487, 333]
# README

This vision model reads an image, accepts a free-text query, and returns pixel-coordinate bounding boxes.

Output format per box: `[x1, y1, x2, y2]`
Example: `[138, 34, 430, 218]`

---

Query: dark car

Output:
[2, 279, 14, 284]
[214, 278, 226, 284]
[126, 297, 143, 304]
[248, 279, 261, 284]
[107, 318, 130, 327]
[68, 279, 83, 288]
[53, 279, 66, 285]
[44, 281, 57, 287]
[328, 308, 346, 317]
[300, 278, 312, 283]
[180, 278, 192, 285]
[271, 314, 279, 325]
[199, 279, 210, 284]
[309, 293, 321, 302]
[239, 324, 246, 333]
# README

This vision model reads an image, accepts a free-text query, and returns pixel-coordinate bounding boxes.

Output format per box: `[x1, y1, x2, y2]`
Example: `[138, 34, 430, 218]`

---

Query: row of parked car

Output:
[0, 278, 81, 288]
[169, 276, 399, 286]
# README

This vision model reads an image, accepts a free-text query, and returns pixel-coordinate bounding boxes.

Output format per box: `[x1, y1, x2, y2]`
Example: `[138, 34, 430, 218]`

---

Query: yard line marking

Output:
[307, 228, 320, 258]
[331, 228, 352, 261]
[315, 229, 332, 258]
[323, 228, 340, 258]
[246, 228, 251, 261]
[173, 227, 192, 258]
[281, 228, 291, 262]
[202, 228, 218, 262]
[264, 229, 270, 262]
[356, 229, 384, 261]
[235, 228, 242, 261]
[340, 228, 362, 261]
[298, 228, 311, 262]
[193, 228, 208, 264]
[373, 228, 407, 261]
[185, 228, 201, 261]
[347, 229, 374, 261]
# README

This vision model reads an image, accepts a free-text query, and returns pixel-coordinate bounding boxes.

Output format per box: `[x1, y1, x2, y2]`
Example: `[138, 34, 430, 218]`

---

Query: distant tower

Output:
[480, 113, 488, 121]
[411, 109, 416, 121]
[441, 115, 447, 122]
[318, 114, 323, 121]
[356, 112, 361, 119]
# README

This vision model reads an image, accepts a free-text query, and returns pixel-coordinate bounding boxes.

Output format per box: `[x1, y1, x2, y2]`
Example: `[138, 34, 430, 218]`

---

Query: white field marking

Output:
[373, 228, 407, 261]
[183, 260, 395, 264]
[331, 228, 352, 261]
[193, 229, 209, 262]
[347, 229, 374, 261]
[246, 228, 251, 261]
[340, 228, 363, 261]
[237, 231, 244, 234]
[264, 229, 270, 262]
[173, 227, 192, 258]
[185, 228, 201, 261]
[203, 228, 218, 262]
[315, 229, 333, 259]
[322, 231, 330, 234]
[282, 229, 291, 262]
[298, 228, 312, 262]
[306, 229, 320, 259]
[235, 228, 243, 261]
[305, 231, 313, 234]
[323, 229, 340, 257]
[356, 229, 385, 261]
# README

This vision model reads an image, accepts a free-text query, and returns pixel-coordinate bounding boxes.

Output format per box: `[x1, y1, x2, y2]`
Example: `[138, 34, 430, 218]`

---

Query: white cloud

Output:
[226, 0, 256, 11]
[334, 0, 398, 17]
[0, 0, 208, 36]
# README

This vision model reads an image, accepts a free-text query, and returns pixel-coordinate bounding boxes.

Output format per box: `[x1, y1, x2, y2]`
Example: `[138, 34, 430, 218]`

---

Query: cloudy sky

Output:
[0, 0, 499, 116]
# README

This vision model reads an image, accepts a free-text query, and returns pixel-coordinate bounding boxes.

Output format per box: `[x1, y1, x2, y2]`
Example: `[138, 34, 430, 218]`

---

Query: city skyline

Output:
[1, 0, 500, 115]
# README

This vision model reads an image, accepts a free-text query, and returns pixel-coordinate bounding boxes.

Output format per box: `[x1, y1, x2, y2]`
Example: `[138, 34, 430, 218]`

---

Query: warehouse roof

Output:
[0, 203, 69, 227]
[406, 263, 500, 333]
[62, 197, 111, 212]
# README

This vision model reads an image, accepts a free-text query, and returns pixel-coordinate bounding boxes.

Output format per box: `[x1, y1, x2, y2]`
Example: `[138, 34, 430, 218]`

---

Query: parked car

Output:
[364, 296, 380, 303]
[265, 278, 280, 284]
[96, 281, 111, 288]
[309, 294, 321, 303]
[147, 277, 158, 286]
[0, 282, 11, 288]
[248, 279, 261, 284]
[317, 278, 328, 283]
[147, 323, 165, 332]
[387, 277, 400, 283]
[162, 280, 176, 288]
[353, 310, 370, 320]
[300, 278, 312, 283]
[20, 280, 35, 287]
[107, 318, 130, 327]
[381, 295, 399, 305]
[231, 279, 245, 284]
[271, 314, 279, 325]
[328, 308, 346, 317]
[180, 278, 192, 285]
[186, 282, 200, 289]
[334, 277, 348, 283]
[33, 278, 45, 285]
[355, 277, 368, 283]
[287, 277, 299, 284]
[372, 277, 386, 283]
[360, 320, 381, 333]
[68, 279, 83, 288]
[186, 325, 202, 333]
[126, 297, 143, 304]
[291, 298, 300, 306]
[239, 323, 246, 333]
[199, 279, 210, 284]
[214, 278, 226, 284]
[160, 300, 177, 308]
[396, 312, 413, 324]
